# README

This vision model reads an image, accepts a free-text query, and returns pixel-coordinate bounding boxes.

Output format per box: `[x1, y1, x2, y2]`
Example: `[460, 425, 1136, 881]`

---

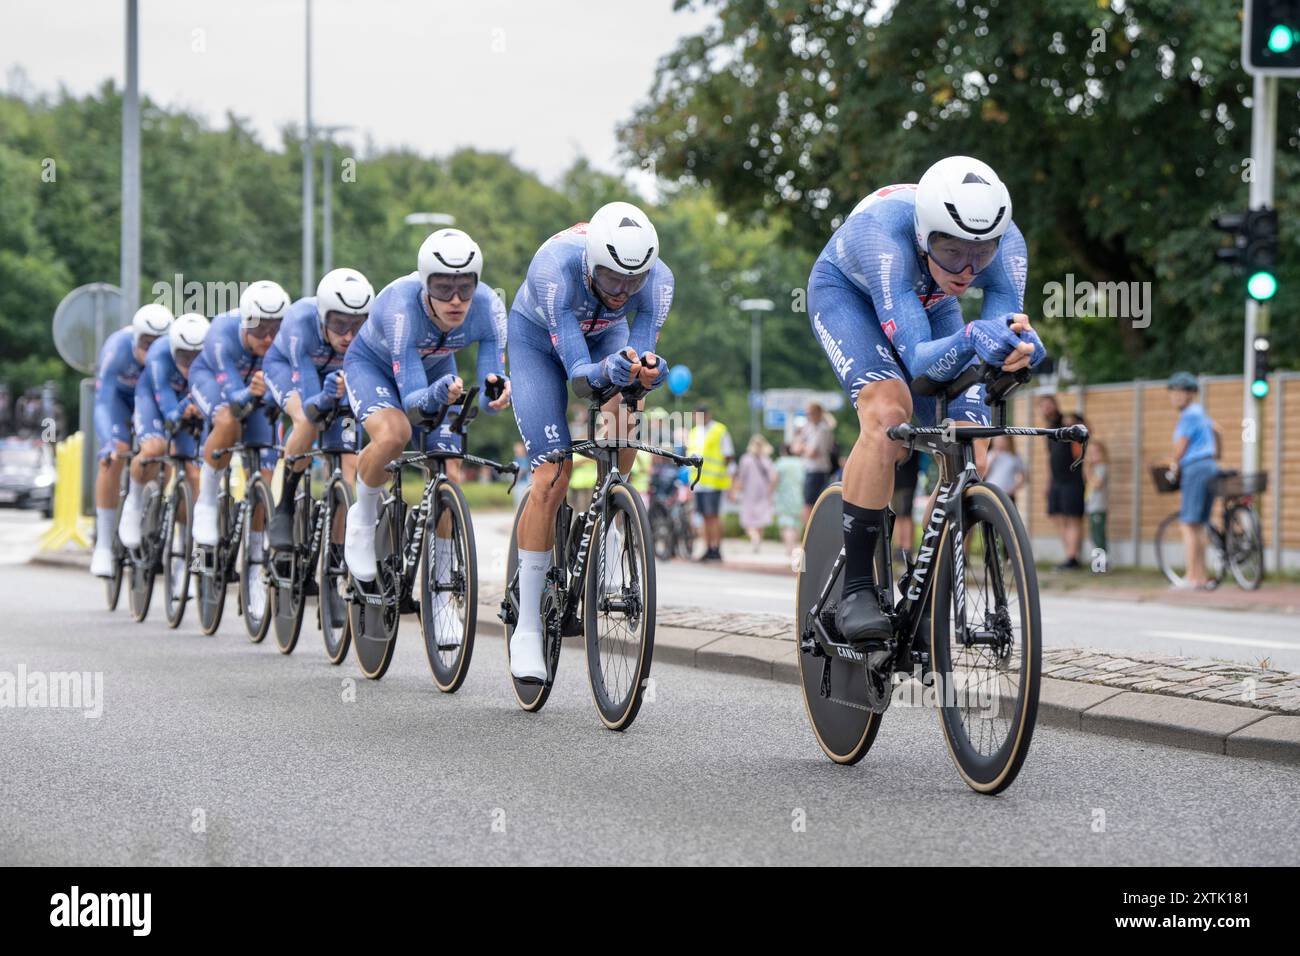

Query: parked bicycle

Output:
[193, 405, 279, 638]
[268, 404, 357, 659]
[648, 470, 695, 561]
[499, 378, 701, 730]
[349, 381, 517, 692]
[1154, 467, 1267, 591]
[796, 363, 1087, 795]
[127, 416, 203, 625]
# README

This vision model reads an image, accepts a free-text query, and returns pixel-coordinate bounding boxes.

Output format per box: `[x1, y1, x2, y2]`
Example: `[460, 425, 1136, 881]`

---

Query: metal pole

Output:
[1244, 73, 1276, 475]
[1272, 375, 1284, 572]
[301, 0, 314, 298]
[1131, 382, 1144, 568]
[120, 0, 140, 327]
[321, 138, 332, 275]
[750, 310, 760, 436]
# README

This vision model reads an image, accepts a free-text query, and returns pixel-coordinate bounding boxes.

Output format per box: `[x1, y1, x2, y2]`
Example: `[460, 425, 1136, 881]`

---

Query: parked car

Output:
[0, 437, 55, 518]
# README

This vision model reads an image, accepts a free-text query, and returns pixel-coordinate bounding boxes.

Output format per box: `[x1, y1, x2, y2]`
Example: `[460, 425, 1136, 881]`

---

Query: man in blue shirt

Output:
[90, 303, 173, 577]
[1168, 371, 1221, 589]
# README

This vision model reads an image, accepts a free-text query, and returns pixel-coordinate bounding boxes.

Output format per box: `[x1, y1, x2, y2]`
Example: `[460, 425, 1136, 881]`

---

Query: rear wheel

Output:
[584, 482, 655, 731]
[240, 477, 274, 643]
[350, 494, 402, 680]
[795, 483, 884, 765]
[319, 477, 353, 665]
[105, 473, 128, 611]
[1155, 512, 1225, 590]
[929, 483, 1040, 795]
[271, 492, 311, 654]
[163, 479, 193, 629]
[1225, 505, 1264, 591]
[649, 500, 674, 562]
[420, 480, 477, 693]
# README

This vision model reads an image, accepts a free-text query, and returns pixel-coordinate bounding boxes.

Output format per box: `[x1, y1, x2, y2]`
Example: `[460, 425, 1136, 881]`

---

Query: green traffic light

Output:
[1247, 270, 1278, 301]
[1269, 24, 1295, 54]
[1251, 379, 1270, 399]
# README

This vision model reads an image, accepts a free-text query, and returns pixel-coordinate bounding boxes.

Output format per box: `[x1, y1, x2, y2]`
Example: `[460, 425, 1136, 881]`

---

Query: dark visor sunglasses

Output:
[592, 265, 648, 298]
[426, 275, 478, 303]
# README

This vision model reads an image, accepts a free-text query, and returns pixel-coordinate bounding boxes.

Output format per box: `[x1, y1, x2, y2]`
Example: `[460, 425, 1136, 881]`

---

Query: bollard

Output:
[40, 432, 92, 550]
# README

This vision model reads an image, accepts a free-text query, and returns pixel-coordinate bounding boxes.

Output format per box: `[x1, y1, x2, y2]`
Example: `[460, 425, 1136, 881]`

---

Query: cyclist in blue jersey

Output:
[263, 267, 374, 552]
[118, 313, 209, 549]
[807, 156, 1046, 647]
[90, 303, 173, 577]
[506, 201, 673, 681]
[342, 229, 509, 647]
[189, 280, 290, 618]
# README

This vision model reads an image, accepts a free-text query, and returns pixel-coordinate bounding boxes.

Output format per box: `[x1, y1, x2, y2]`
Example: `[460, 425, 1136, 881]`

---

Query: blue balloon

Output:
[667, 364, 692, 396]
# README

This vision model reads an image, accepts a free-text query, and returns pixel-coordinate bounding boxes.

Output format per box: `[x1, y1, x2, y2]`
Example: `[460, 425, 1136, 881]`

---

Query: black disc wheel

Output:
[127, 480, 164, 622]
[163, 478, 194, 629]
[349, 496, 402, 680]
[795, 483, 885, 765]
[271, 492, 312, 654]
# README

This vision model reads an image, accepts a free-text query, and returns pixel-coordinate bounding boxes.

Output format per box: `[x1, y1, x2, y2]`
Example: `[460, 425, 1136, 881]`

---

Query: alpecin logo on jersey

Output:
[881, 318, 897, 341]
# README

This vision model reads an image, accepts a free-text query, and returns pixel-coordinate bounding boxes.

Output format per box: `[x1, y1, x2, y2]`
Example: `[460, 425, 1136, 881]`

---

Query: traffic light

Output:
[1252, 336, 1271, 398]
[1212, 207, 1278, 301]
[1245, 1, 1300, 75]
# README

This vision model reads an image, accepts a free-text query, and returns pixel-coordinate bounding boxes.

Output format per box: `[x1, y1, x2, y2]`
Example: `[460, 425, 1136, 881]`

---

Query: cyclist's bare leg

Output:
[519, 459, 573, 552]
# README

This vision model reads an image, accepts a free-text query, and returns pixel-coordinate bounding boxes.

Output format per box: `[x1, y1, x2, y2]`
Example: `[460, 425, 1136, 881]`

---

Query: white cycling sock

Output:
[199, 463, 222, 506]
[354, 474, 382, 525]
[95, 508, 117, 550]
[604, 523, 623, 574]
[249, 537, 264, 563]
[516, 547, 553, 634]
[126, 476, 144, 509]
[434, 535, 453, 589]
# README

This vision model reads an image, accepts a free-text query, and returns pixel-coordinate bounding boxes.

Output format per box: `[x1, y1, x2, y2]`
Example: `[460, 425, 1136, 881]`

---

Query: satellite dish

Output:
[53, 283, 124, 375]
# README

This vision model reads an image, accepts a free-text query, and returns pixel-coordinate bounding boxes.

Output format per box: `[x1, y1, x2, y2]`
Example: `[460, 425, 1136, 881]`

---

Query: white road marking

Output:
[1144, 630, 1300, 652]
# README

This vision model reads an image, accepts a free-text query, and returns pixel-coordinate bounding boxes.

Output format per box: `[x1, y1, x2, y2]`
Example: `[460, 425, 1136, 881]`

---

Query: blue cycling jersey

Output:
[349, 272, 507, 414]
[265, 297, 343, 399]
[812, 184, 1029, 382]
[510, 223, 674, 387]
[141, 336, 191, 423]
[95, 327, 144, 400]
[189, 310, 263, 407]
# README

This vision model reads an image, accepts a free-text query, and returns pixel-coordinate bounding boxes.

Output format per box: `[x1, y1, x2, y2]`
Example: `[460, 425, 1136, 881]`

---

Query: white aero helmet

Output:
[585, 202, 658, 297]
[418, 228, 482, 283]
[169, 312, 210, 361]
[131, 303, 173, 345]
[316, 268, 375, 325]
[913, 156, 1011, 275]
[238, 279, 291, 328]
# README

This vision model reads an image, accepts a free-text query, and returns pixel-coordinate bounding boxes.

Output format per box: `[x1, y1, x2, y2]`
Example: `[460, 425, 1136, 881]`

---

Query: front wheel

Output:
[584, 482, 656, 731]
[1224, 505, 1264, 591]
[163, 479, 194, 629]
[349, 494, 402, 680]
[1155, 512, 1225, 590]
[271, 492, 312, 654]
[419, 480, 477, 693]
[319, 477, 353, 665]
[240, 477, 274, 643]
[127, 480, 164, 622]
[929, 483, 1040, 795]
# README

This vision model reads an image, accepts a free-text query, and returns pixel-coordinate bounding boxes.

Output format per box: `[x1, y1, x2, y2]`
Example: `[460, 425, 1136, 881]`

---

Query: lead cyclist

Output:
[807, 155, 1047, 649]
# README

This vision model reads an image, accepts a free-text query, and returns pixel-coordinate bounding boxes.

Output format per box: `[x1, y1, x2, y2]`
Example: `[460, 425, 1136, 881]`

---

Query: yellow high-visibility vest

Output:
[688, 421, 731, 491]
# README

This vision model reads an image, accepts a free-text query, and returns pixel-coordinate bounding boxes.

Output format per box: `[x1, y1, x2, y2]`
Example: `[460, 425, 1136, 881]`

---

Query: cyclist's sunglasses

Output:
[243, 318, 282, 340]
[592, 265, 648, 299]
[324, 311, 367, 336]
[426, 274, 478, 303]
[925, 233, 1001, 276]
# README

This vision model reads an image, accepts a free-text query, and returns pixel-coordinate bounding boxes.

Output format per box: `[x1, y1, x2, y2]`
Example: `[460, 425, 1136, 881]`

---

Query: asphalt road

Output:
[2, 562, 1298, 866]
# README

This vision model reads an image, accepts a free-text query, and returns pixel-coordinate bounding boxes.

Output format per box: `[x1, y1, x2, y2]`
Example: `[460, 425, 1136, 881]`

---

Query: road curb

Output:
[476, 606, 1300, 767]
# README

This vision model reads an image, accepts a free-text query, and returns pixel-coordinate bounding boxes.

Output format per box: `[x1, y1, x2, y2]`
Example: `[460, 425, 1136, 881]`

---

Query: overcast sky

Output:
[0, 0, 714, 186]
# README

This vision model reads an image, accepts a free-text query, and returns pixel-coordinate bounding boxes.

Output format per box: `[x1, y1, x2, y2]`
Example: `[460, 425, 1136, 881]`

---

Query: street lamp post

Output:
[302, 0, 314, 298]
[740, 298, 775, 436]
[316, 124, 353, 275]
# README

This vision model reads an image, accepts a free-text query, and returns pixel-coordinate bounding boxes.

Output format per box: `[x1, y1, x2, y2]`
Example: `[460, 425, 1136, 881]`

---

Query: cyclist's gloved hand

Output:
[418, 373, 462, 414]
[646, 355, 668, 387]
[965, 318, 1024, 366]
[603, 349, 637, 387]
[322, 370, 344, 401]
[230, 385, 258, 408]
[165, 404, 186, 427]
[1017, 326, 1047, 368]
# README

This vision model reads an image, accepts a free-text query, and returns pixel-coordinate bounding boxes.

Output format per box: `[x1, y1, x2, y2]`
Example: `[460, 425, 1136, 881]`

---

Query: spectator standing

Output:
[984, 435, 1027, 507]
[773, 443, 805, 556]
[1073, 413, 1109, 568]
[687, 404, 734, 561]
[732, 434, 777, 552]
[793, 401, 835, 523]
[1038, 394, 1085, 570]
[1167, 372, 1221, 589]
